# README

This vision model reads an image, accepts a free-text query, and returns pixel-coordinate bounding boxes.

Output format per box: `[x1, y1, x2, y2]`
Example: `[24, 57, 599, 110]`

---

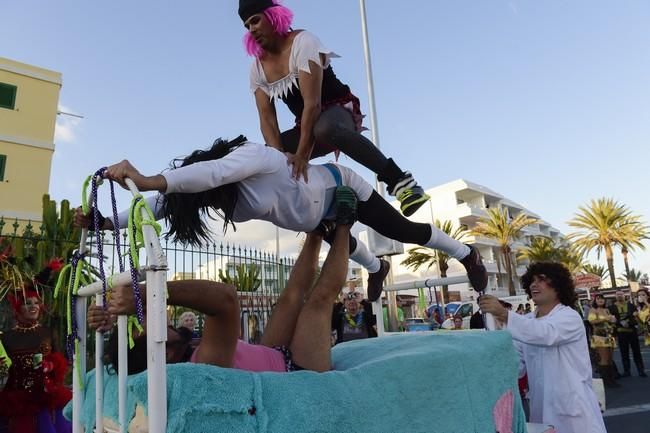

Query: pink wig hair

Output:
[243, 0, 294, 57]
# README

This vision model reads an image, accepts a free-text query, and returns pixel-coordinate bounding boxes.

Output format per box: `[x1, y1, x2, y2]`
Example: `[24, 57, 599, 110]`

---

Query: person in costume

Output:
[0, 261, 72, 433]
[587, 294, 620, 387]
[636, 288, 650, 347]
[90, 187, 374, 373]
[75, 137, 488, 302]
[609, 290, 646, 378]
[240, 0, 429, 217]
[479, 262, 606, 433]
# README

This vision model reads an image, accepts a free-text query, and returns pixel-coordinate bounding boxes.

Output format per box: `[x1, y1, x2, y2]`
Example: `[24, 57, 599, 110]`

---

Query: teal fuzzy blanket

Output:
[65, 331, 526, 433]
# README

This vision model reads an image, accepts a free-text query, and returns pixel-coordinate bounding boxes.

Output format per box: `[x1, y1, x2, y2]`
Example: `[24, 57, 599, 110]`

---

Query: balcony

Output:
[464, 234, 499, 247]
[521, 224, 542, 236]
[456, 203, 487, 225]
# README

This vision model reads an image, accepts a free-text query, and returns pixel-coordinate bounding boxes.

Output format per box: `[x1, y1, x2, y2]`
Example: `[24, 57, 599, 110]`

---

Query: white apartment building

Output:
[195, 258, 293, 293]
[362, 179, 563, 300]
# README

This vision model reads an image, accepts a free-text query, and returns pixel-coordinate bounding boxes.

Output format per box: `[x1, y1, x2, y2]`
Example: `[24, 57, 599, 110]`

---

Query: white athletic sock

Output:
[424, 224, 471, 260]
[350, 241, 381, 273]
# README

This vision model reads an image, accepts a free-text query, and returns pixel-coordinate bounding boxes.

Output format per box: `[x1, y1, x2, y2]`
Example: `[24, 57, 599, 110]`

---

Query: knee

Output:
[313, 117, 351, 144]
[313, 117, 336, 143]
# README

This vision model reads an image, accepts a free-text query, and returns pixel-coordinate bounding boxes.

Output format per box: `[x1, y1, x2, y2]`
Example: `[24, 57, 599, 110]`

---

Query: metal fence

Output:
[0, 217, 295, 344]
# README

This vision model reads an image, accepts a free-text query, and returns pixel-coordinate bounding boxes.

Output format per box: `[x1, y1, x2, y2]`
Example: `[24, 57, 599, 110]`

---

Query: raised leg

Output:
[289, 224, 351, 372]
[260, 233, 322, 348]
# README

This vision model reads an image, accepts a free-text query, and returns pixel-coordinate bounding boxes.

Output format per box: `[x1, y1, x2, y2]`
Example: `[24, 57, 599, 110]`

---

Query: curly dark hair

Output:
[520, 262, 577, 307]
[162, 135, 247, 245]
[592, 293, 607, 309]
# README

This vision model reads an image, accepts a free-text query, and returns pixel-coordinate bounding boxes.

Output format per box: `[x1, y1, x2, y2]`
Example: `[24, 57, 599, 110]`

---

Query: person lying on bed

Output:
[88, 186, 359, 374]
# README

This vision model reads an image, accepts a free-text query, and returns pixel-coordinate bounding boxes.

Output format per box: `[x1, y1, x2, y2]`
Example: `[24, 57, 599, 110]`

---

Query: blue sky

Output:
[4, 0, 650, 277]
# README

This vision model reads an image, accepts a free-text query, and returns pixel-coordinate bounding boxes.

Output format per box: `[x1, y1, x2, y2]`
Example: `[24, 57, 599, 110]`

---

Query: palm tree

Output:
[617, 216, 649, 282]
[518, 236, 584, 274]
[518, 236, 558, 263]
[401, 220, 467, 303]
[583, 263, 609, 281]
[471, 207, 538, 296]
[568, 198, 648, 288]
[621, 268, 642, 283]
[556, 243, 585, 274]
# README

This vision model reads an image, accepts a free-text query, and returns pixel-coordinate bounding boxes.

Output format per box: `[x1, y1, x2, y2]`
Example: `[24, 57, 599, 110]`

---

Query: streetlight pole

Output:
[358, 0, 398, 331]
[358, 0, 384, 195]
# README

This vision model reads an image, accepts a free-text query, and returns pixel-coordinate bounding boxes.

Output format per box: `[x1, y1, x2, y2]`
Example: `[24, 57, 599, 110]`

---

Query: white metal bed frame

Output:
[72, 178, 168, 433]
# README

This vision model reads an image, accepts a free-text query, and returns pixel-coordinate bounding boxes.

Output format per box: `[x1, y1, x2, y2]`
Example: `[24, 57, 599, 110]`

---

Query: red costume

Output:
[0, 262, 72, 433]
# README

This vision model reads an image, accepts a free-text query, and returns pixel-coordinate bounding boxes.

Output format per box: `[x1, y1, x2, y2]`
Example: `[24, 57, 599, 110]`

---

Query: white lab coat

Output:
[507, 304, 607, 433]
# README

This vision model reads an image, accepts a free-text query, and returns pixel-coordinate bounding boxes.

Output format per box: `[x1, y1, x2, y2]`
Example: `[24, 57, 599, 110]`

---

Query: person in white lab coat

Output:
[479, 262, 607, 433]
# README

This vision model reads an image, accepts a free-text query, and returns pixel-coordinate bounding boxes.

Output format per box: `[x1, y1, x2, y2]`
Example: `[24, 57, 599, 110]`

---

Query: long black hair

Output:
[163, 135, 247, 245]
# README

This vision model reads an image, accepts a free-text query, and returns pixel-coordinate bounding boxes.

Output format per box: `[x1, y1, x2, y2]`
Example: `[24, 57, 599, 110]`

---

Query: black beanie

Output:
[239, 0, 275, 22]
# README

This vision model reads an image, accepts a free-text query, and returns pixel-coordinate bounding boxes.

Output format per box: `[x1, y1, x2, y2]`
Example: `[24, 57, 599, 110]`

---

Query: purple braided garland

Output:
[109, 178, 125, 273]
[66, 251, 83, 359]
[91, 168, 109, 307]
[90, 168, 142, 324]
[91, 168, 125, 304]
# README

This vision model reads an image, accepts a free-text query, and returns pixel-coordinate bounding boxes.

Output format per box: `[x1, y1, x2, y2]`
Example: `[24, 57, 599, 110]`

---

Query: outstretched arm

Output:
[287, 59, 323, 182]
[108, 280, 240, 368]
[254, 88, 283, 150]
[75, 194, 166, 231]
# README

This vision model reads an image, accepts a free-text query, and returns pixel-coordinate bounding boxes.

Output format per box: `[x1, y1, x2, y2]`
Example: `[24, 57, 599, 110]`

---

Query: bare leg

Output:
[290, 225, 351, 372]
[260, 233, 322, 348]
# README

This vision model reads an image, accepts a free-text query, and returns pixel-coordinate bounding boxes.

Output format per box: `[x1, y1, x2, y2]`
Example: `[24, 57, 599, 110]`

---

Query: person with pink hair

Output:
[239, 0, 430, 217]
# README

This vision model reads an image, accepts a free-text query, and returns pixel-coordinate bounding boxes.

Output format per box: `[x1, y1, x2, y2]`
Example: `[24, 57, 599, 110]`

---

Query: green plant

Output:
[471, 207, 538, 296]
[583, 263, 608, 280]
[568, 198, 649, 288]
[219, 263, 261, 292]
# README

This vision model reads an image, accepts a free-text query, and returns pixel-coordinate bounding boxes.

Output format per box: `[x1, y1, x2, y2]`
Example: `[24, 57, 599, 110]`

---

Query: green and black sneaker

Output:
[334, 186, 358, 226]
[392, 172, 430, 217]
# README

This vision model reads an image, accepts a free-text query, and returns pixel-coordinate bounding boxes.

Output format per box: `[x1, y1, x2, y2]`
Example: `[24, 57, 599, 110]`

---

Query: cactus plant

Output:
[218, 263, 261, 292]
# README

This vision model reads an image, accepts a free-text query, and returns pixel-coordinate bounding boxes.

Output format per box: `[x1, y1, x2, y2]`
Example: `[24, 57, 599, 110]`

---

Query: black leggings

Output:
[358, 191, 431, 244]
[323, 191, 432, 250]
[280, 106, 404, 187]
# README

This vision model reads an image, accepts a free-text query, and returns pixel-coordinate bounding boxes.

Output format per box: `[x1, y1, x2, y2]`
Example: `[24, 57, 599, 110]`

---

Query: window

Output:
[458, 303, 474, 317]
[0, 155, 6, 181]
[0, 83, 17, 110]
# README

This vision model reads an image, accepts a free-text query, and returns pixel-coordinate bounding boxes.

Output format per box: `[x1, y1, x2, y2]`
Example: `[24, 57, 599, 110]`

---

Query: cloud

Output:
[205, 219, 304, 258]
[54, 104, 82, 144]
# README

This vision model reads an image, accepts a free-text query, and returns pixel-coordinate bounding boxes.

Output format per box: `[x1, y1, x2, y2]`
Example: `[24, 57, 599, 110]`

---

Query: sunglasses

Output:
[345, 292, 361, 300]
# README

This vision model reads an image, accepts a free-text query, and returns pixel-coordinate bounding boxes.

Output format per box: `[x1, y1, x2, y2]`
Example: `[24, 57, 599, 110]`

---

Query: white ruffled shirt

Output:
[249, 30, 340, 101]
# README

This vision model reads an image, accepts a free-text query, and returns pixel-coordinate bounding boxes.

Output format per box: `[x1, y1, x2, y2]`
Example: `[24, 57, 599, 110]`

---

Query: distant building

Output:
[195, 258, 293, 293]
[0, 57, 61, 230]
[362, 179, 563, 300]
[170, 272, 195, 281]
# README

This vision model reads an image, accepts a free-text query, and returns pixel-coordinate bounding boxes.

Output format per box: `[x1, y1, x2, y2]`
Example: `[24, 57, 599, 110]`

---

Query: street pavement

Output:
[602, 340, 650, 433]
